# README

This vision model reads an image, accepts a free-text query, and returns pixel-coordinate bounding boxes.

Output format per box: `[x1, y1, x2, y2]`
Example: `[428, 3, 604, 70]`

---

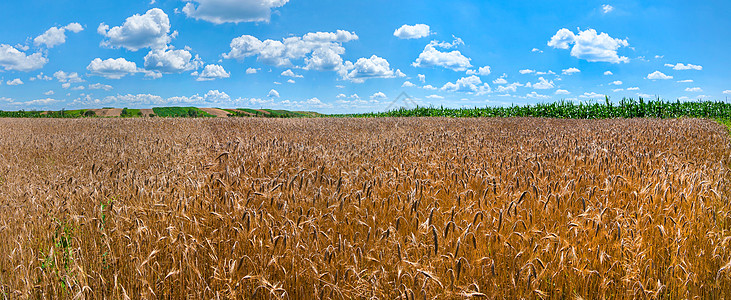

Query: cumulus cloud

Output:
[418, 74, 426, 83]
[466, 66, 491, 76]
[144, 47, 202, 73]
[402, 81, 416, 87]
[88, 83, 113, 91]
[646, 71, 672, 80]
[604, 71, 613, 75]
[195, 64, 230, 81]
[519, 69, 535, 74]
[6, 78, 23, 86]
[422, 84, 437, 90]
[441, 75, 490, 95]
[183, 0, 289, 24]
[528, 77, 554, 89]
[685, 87, 702, 92]
[412, 40, 472, 71]
[98, 8, 175, 51]
[87, 58, 140, 79]
[602, 4, 614, 14]
[53, 70, 84, 83]
[267, 89, 280, 98]
[246, 67, 259, 74]
[426, 94, 444, 99]
[495, 82, 523, 93]
[370, 92, 387, 101]
[526, 92, 550, 99]
[0, 44, 48, 71]
[531, 48, 543, 53]
[609, 80, 622, 85]
[548, 28, 629, 63]
[493, 74, 508, 84]
[281, 69, 303, 78]
[562, 67, 580, 75]
[34, 23, 84, 48]
[626, 87, 639, 91]
[677, 79, 693, 83]
[340, 55, 400, 83]
[224, 30, 358, 70]
[665, 63, 702, 71]
[44, 90, 55, 95]
[393, 24, 431, 39]
[579, 92, 605, 99]
[724, 90, 731, 94]
[555, 89, 570, 95]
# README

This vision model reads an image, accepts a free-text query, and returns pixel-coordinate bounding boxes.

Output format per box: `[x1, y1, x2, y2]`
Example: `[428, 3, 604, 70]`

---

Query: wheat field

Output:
[0, 117, 730, 299]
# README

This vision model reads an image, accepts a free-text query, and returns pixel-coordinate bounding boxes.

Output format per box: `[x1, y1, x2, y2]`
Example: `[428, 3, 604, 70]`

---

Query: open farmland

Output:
[0, 118, 730, 298]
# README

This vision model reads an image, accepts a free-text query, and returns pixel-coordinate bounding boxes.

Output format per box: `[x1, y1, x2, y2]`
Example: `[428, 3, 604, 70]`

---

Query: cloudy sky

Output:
[0, 0, 729, 113]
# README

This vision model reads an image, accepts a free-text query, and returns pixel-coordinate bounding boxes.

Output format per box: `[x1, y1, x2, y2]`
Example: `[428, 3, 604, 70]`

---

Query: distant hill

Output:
[0, 107, 324, 118]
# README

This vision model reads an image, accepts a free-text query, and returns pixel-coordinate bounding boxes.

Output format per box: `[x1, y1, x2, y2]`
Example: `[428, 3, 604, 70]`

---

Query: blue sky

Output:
[0, 0, 729, 113]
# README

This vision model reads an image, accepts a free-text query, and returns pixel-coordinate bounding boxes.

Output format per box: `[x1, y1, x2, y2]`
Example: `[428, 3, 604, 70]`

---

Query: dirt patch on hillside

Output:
[199, 108, 232, 118]
[90, 108, 123, 117]
[140, 109, 154, 117]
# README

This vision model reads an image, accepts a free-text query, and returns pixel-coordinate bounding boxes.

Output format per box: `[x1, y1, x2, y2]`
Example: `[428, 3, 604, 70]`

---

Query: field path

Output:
[199, 108, 231, 118]
[90, 108, 123, 117]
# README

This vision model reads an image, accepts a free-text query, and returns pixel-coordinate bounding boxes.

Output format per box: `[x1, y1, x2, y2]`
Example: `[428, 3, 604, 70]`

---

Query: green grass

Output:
[152, 107, 215, 118]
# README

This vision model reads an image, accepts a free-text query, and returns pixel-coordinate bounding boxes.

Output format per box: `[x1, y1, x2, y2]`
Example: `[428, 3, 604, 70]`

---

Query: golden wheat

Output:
[0, 117, 729, 299]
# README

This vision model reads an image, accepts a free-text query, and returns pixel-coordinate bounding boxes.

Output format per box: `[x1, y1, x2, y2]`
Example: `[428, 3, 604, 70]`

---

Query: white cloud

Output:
[677, 79, 693, 83]
[529, 77, 554, 89]
[412, 40, 472, 71]
[34, 23, 84, 48]
[268, 89, 280, 98]
[287, 79, 295, 84]
[341, 55, 399, 83]
[144, 47, 202, 73]
[548, 28, 629, 63]
[394, 24, 431, 39]
[281, 69, 303, 78]
[604, 71, 613, 75]
[562, 67, 580, 75]
[426, 94, 444, 99]
[422, 84, 437, 90]
[531, 48, 543, 53]
[53, 70, 84, 83]
[98, 8, 174, 51]
[402, 81, 416, 87]
[466, 66, 491, 76]
[441, 75, 490, 95]
[723, 90, 731, 94]
[71, 86, 85, 91]
[602, 4, 614, 14]
[685, 87, 702, 92]
[646, 71, 673, 80]
[637, 93, 655, 98]
[493, 74, 508, 84]
[609, 80, 622, 85]
[31, 73, 53, 81]
[245, 67, 259, 74]
[612, 88, 624, 92]
[495, 82, 523, 93]
[418, 74, 426, 83]
[182, 0, 289, 24]
[665, 63, 702, 71]
[88, 83, 113, 91]
[6, 78, 23, 85]
[555, 89, 570, 95]
[224, 30, 358, 70]
[526, 92, 550, 99]
[87, 58, 140, 79]
[195, 64, 230, 81]
[519, 69, 535, 74]
[579, 92, 605, 99]
[0, 44, 48, 72]
[62, 83, 71, 89]
[44, 90, 55, 95]
[370, 92, 387, 101]
[626, 87, 639, 91]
